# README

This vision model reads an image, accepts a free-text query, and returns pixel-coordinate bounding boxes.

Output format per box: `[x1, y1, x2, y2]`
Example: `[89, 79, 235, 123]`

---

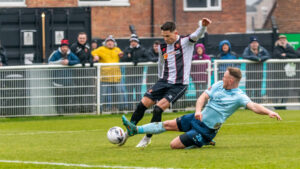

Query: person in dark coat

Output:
[70, 32, 93, 67]
[121, 34, 150, 109]
[242, 36, 270, 102]
[269, 34, 298, 109]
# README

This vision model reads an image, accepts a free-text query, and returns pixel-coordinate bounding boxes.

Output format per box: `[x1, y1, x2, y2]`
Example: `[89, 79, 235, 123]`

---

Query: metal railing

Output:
[214, 59, 300, 107]
[0, 59, 299, 117]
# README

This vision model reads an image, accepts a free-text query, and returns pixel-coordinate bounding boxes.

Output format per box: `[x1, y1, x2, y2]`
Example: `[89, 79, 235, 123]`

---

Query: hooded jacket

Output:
[191, 43, 211, 82]
[216, 40, 238, 71]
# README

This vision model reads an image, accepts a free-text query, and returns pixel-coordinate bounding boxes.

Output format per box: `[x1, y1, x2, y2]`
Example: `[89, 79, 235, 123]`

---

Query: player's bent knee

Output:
[163, 120, 178, 131]
[170, 136, 185, 149]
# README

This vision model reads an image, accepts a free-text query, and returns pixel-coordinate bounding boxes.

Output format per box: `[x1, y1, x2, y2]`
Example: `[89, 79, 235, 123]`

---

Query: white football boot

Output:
[136, 136, 151, 148]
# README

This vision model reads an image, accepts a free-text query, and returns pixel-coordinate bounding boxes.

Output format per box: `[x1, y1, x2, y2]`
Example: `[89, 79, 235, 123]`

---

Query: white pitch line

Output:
[224, 120, 299, 126]
[0, 129, 104, 136]
[0, 160, 179, 169]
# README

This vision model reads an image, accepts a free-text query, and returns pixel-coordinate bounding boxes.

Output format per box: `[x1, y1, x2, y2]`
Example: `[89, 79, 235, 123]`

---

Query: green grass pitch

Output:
[0, 110, 299, 169]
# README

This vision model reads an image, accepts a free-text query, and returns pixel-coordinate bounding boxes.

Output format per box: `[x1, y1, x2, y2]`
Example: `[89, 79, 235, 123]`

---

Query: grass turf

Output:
[0, 110, 299, 169]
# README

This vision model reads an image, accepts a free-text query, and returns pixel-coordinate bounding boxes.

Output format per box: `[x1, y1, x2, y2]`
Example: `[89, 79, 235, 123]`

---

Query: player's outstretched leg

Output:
[122, 115, 137, 136]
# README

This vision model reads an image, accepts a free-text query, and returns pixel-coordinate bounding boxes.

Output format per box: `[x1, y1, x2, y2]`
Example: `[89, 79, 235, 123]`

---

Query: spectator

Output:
[270, 34, 298, 109]
[148, 40, 160, 62]
[70, 32, 95, 112]
[216, 40, 238, 79]
[0, 40, 8, 66]
[70, 32, 93, 67]
[242, 36, 270, 102]
[121, 34, 150, 109]
[146, 40, 160, 90]
[91, 35, 123, 111]
[191, 43, 211, 97]
[91, 39, 98, 52]
[48, 39, 80, 113]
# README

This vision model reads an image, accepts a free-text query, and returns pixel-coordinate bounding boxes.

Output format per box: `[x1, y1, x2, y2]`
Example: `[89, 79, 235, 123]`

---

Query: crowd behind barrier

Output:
[0, 59, 299, 117]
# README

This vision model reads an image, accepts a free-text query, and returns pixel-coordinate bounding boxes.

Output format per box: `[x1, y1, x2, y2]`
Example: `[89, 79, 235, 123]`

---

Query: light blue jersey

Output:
[202, 81, 251, 129]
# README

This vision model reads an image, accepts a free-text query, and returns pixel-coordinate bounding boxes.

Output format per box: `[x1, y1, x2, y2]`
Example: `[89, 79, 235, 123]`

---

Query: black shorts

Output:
[144, 79, 188, 103]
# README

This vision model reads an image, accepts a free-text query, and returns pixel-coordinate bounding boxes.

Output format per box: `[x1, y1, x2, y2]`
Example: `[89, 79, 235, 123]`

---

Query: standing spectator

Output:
[270, 34, 298, 109]
[121, 34, 150, 109]
[0, 40, 8, 66]
[48, 39, 80, 113]
[191, 43, 211, 97]
[91, 39, 99, 52]
[146, 40, 160, 90]
[92, 35, 123, 111]
[70, 32, 95, 112]
[70, 32, 93, 67]
[216, 40, 238, 79]
[242, 36, 270, 102]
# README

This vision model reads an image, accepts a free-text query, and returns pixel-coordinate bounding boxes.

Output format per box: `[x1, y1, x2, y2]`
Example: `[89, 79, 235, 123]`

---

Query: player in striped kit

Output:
[122, 18, 212, 147]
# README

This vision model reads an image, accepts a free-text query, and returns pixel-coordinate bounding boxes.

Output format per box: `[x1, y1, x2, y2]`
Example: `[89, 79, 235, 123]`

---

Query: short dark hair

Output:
[78, 32, 87, 37]
[153, 40, 161, 45]
[160, 22, 176, 32]
[227, 67, 242, 81]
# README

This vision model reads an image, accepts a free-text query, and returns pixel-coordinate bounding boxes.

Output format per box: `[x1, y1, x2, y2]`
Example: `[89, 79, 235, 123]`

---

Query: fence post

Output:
[207, 60, 212, 88]
[214, 60, 219, 83]
[96, 64, 101, 115]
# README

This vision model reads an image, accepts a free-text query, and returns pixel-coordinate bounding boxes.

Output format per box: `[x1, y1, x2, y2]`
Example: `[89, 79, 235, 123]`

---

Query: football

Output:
[107, 126, 126, 145]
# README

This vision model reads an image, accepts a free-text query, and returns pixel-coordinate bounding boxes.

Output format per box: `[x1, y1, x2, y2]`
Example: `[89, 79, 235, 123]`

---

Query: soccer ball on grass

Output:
[107, 126, 126, 145]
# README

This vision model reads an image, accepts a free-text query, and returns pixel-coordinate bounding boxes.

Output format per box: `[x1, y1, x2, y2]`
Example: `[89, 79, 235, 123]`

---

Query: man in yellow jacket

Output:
[92, 35, 124, 111]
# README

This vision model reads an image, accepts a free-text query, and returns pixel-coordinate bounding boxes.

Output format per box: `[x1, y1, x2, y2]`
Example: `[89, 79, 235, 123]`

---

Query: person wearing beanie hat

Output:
[48, 38, 80, 113]
[49, 38, 79, 66]
[242, 36, 270, 101]
[91, 39, 98, 51]
[121, 18, 212, 148]
[121, 33, 150, 112]
[91, 35, 124, 111]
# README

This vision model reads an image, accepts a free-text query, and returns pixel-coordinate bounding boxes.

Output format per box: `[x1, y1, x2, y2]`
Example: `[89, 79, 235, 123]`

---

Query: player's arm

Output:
[195, 92, 210, 121]
[246, 102, 282, 120]
[189, 18, 211, 42]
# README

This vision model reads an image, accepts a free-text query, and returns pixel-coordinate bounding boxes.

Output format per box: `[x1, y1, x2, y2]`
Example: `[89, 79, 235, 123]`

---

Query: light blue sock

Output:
[137, 122, 166, 134]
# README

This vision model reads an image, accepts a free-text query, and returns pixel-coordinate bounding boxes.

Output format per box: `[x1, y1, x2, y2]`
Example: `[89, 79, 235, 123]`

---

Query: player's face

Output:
[161, 30, 178, 44]
[77, 34, 87, 45]
[222, 71, 234, 89]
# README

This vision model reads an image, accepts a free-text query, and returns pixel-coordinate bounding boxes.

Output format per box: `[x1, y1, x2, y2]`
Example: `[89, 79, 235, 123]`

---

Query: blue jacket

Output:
[242, 45, 270, 62]
[48, 48, 80, 86]
[216, 40, 238, 71]
[48, 47, 80, 65]
[217, 40, 237, 60]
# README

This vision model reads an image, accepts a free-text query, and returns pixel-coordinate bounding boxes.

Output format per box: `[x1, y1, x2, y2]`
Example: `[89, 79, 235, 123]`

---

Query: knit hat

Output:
[129, 34, 139, 42]
[60, 39, 69, 47]
[104, 35, 116, 43]
[249, 36, 258, 43]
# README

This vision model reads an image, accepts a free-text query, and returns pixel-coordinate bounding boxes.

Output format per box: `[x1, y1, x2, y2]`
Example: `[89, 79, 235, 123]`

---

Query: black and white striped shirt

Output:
[158, 24, 207, 85]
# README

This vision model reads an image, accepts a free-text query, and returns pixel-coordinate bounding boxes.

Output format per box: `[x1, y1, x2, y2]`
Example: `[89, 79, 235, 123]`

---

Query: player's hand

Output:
[269, 112, 282, 121]
[195, 111, 203, 121]
[202, 18, 212, 27]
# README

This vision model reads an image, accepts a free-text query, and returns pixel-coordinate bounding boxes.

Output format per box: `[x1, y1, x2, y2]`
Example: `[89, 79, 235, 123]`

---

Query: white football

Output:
[107, 126, 126, 145]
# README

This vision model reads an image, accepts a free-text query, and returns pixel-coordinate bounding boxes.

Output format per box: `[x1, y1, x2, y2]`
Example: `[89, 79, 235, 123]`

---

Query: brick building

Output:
[0, 0, 246, 39]
[263, 0, 300, 33]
